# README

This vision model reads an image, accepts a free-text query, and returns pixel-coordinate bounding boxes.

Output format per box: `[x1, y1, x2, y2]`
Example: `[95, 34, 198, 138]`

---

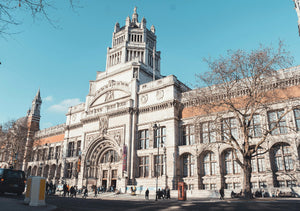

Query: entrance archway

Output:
[84, 136, 122, 191]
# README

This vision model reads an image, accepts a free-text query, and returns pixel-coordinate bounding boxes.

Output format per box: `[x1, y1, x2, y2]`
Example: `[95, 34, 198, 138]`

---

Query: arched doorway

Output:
[85, 137, 121, 191]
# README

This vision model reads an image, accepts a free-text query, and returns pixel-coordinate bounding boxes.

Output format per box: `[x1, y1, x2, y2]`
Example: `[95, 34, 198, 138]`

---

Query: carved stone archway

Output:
[84, 136, 122, 190]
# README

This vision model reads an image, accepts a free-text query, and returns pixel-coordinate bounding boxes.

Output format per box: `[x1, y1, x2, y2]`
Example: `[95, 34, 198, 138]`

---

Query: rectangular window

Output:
[268, 110, 287, 135]
[138, 130, 149, 149]
[222, 118, 238, 141]
[251, 182, 258, 189]
[138, 156, 149, 177]
[55, 146, 61, 159]
[210, 184, 217, 190]
[154, 155, 164, 177]
[204, 184, 210, 190]
[48, 147, 54, 160]
[68, 142, 74, 157]
[154, 126, 166, 148]
[201, 122, 216, 143]
[287, 180, 296, 187]
[246, 114, 262, 138]
[259, 181, 267, 188]
[76, 141, 81, 156]
[103, 170, 108, 179]
[234, 183, 241, 189]
[278, 181, 285, 188]
[257, 158, 265, 172]
[182, 125, 195, 145]
[226, 183, 233, 189]
[112, 170, 118, 179]
[293, 108, 300, 131]
[66, 162, 73, 178]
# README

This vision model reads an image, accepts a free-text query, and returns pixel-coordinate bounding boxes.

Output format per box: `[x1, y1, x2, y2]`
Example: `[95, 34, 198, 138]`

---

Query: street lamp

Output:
[153, 123, 160, 201]
[85, 159, 90, 189]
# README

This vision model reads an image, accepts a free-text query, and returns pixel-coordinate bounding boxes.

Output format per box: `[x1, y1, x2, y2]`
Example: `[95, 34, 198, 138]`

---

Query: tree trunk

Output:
[243, 156, 252, 199]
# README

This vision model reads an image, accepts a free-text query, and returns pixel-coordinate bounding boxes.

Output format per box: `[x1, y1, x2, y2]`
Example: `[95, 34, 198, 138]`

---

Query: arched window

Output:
[272, 144, 294, 172]
[182, 153, 194, 177]
[203, 152, 216, 176]
[224, 150, 241, 175]
[101, 150, 119, 163]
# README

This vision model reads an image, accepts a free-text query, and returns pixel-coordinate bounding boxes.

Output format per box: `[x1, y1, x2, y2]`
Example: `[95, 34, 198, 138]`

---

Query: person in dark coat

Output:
[145, 188, 149, 200]
[219, 188, 224, 200]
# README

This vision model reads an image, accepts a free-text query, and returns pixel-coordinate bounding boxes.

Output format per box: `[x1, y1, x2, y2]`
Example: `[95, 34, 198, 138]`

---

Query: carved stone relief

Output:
[141, 94, 148, 104]
[99, 116, 109, 135]
[105, 91, 114, 102]
[156, 90, 164, 100]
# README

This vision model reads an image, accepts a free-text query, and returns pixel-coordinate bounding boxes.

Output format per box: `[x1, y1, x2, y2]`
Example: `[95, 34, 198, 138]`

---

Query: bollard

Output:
[24, 176, 46, 206]
[24, 177, 32, 204]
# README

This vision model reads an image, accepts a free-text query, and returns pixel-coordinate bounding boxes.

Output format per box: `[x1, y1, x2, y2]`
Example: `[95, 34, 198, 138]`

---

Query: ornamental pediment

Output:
[89, 80, 131, 107]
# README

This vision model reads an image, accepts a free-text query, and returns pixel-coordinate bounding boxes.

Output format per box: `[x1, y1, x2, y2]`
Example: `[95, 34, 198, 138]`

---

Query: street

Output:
[1, 193, 300, 211]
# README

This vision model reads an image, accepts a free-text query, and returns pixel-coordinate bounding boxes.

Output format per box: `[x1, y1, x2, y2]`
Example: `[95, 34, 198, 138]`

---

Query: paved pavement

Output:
[1, 192, 300, 211]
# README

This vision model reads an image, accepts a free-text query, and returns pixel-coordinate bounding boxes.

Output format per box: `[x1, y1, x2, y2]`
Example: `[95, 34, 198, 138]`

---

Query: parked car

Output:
[0, 168, 26, 195]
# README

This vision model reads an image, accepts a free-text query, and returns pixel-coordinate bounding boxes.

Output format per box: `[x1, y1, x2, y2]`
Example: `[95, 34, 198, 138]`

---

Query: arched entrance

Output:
[84, 136, 122, 191]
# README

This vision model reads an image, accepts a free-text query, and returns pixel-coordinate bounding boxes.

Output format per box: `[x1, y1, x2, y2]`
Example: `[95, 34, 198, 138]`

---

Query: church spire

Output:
[29, 89, 42, 118]
[131, 6, 138, 23]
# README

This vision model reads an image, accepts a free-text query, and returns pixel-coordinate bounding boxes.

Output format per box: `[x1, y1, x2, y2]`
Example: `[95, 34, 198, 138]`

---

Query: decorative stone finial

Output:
[132, 6, 138, 23]
[141, 17, 146, 28]
[114, 22, 120, 33]
[125, 16, 130, 27]
[151, 25, 155, 34]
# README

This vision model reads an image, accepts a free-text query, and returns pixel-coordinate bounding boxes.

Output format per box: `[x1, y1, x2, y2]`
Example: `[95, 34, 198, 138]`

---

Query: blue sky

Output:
[0, 0, 299, 129]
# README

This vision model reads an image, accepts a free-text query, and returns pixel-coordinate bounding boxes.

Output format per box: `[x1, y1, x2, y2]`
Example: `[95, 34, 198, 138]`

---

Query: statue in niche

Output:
[99, 116, 108, 135]
[105, 91, 114, 102]
[114, 132, 121, 144]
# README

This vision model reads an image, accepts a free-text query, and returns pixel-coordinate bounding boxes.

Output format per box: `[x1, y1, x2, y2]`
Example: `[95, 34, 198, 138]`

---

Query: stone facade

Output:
[1, 7, 300, 198]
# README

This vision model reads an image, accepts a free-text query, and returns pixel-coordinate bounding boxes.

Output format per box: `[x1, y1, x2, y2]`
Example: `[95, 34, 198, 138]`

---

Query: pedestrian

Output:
[49, 181, 53, 195]
[46, 181, 49, 195]
[219, 188, 224, 200]
[145, 188, 149, 200]
[166, 187, 170, 199]
[94, 186, 97, 197]
[83, 187, 88, 199]
[63, 184, 67, 197]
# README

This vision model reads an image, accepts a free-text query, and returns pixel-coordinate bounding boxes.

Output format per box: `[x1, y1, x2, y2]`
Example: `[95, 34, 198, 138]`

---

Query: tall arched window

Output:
[182, 153, 195, 177]
[203, 152, 216, 176]
[224, 150, 241, 175]
[272, 144, 294, 172]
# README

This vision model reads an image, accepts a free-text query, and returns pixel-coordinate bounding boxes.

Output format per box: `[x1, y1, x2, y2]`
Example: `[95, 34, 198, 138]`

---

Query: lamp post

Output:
[85, 159, 90, 189]
[153, 123, 159, 201]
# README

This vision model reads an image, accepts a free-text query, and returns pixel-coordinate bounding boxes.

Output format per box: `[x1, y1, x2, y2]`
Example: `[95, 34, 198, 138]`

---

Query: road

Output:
[1, 192, 300, 211]
[45, 194, 300, 211]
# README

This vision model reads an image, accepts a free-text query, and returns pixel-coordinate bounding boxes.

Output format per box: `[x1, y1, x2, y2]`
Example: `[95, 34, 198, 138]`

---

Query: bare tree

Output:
[0, 0, 79, 36]
[189, 41, 294, 198]
[0, 118, 28, 169]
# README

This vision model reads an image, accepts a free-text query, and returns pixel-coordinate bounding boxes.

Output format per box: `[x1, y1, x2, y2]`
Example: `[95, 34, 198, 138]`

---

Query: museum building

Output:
[1, 7, 300, 197]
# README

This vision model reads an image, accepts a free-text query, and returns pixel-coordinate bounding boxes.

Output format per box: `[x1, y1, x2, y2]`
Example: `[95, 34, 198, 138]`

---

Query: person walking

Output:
[83, 187, 88, 199]
[219, 188, 224, 200]
[94, 186, 97, 197]
[145, 188, 149, 200]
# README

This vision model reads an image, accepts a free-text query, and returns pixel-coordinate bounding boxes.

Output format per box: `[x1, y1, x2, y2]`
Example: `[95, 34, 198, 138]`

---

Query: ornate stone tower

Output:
[294, 0, 300, 35]
[23, 89, 42, 171]
[105, 7, 161, 80]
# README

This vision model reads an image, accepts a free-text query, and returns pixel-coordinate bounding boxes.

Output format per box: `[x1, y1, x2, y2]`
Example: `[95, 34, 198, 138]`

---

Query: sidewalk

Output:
[0, 197, 56, 211]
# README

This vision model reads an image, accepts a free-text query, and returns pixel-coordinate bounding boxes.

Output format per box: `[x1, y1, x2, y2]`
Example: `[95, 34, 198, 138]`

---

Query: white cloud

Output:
[48, 98, 82, 113]
[44, 96, 53, 102]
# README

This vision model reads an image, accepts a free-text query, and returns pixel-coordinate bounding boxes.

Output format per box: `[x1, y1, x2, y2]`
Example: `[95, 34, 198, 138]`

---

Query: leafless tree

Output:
[0, 118, 28, 169]
[189, 41, 294, 198]
[0, 0, 79, 36]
